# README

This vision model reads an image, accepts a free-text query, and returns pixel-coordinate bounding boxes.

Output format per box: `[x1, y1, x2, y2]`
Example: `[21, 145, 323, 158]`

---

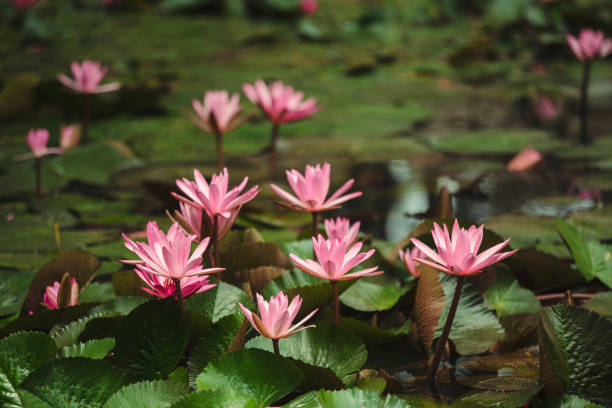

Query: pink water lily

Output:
[121, 221, 224, 280]
[135, 269, 216, 299]
[60, 124, 80, 150]
[324, 217, 360, 246]
[168, 202, 238, 242]
[43, 278, 79, 309]
[290, 235, 382, 281]
[270, 163, 362, 212]
[410, 219, 518, 277]
[507, 146, 542, 172]
[57, 60, 121, 94]
[191, 91, 245, 134]
[243, 79, 319, 125]
[239, 291, 318, 340]
[173, 168, 259, 219]
[566, 29, 612, 62]
[535, 97, 560, 122]
[399, 246, 424, 278]
[300, 0, 318, 16]
[26, 129, 62, 159]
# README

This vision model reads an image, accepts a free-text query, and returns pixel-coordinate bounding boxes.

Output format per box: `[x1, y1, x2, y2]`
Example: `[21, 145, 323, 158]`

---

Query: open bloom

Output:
[121, 221, 224, 280]
[270, 163, 362, 212]
[399, 246, 424, 278]
[135, 269, 216, 299]
[43, 278, 79, 309]
[243, 79, 319, 125]
[566, 29, 612, 62]
[173, 168, 259, 219]
[57, 60, 121, 94]
[410, 219, 518, 277]
[507, 146, 542, 172]
[324, 217, 360, 246]
[191, 91, 245, 134]
[168, 202, 238, 242]
[300, 0, 318, 16]
[290, 235, 383, 281]
[60, 124, 81, 150]
[26, 129, 62, 159]
[239, 291, 318, 339]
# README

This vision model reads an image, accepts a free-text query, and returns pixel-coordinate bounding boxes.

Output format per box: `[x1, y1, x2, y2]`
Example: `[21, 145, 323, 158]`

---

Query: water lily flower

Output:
[13, 0, 37, 11]
[26, 129, 62, 159]
[271, 163, 362, 213]
[566, 29, 612, 62]
[43, 278, 78, 309]
[173, 168, 259, 219]
[135, 269, 216, 299]
[399, 246, 424, 278]
[290, 234, 382, 281]
[507, 146, 542, 172]
[324, 217, 360, 246]
[121, 221, 224, 280]
[243, 79, 319, 125]
[239, 291, 318, 340]
[300, 0, 318, 16]
[167, 202, 238, 242]
[410, 219, 517, 277]
[535, 97, 560, 122]
[60, 124, 81, 150]
[57, 60, 121, 94]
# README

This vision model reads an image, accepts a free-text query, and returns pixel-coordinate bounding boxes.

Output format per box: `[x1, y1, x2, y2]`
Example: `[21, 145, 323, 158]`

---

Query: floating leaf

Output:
[219, 242, 292, 275]
[339, 280, 402, 312]
[285, 388, 411, 408]
[505, 249, 583, 293]
[61, 338, 115, 359]
[185, 282, 252, 323]
[482, 271, 540, 317]
[196, 349, 303, 406]
[21, 358, 128, 408]
[169, 389, 257, 408]
[103, 380, 188, 408]
[0, 304, 96, 338]
[0, 331, 56, 408]
[20, 250, 100, 316]
[582, 292, 612, 318]
[453, 384, 542, 408]
[460, 346, 539, 377]
[51, 313, 112, 348]
[541, 395, 605, 408]
[111, 300, 189, 380]
[457, 374, 538, 392]
[539, 305, 612, 404]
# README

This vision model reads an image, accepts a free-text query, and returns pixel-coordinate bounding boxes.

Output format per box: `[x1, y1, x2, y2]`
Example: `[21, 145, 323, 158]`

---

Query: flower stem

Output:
[311, 212, 319, 237]
[268, 123, 280, 180]
[214, 130, 224, 171]
[427, 275, 465, 381]
[82, 94, 91, 143]
[272, 338, 280, 356]
[212, 215, 220, 274]
[579, 61, 592, 145]
[35, 157, 41, 199]
[173, 278, 186, 318]
[331, 280, 339, 326]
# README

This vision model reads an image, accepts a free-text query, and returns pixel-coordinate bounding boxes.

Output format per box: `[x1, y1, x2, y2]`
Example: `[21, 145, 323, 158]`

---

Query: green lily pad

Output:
[569, 207, 612, 241]
[103, 380, 188, 408]
[539, 305, 612, 404]
[428, 129, 559, 154]
[541, 395, 605, 408]
[169, 389, 257, 408]
[185, 282, 253, 324]
[61, 338, 115, 359]
[452, 384, 542, 408]
[582, 292, 612, 319]
[482, 271, 540, 317]
[339, 279, 402, 312]
[285, 388, 411, 408]
[196, 349, 304, 407]
[484, 214, 561, 249]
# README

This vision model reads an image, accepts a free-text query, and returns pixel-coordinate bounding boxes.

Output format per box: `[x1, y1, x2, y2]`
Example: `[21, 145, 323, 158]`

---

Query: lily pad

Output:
[582, 292, 612, 318]
[61, 338, 116, 359]
[285, 388, 411, 408]
[103, 380, 188, 408]
[428, 129, 559, 154]
[339, 279, 402, 312]
[482, 271, 540, 317]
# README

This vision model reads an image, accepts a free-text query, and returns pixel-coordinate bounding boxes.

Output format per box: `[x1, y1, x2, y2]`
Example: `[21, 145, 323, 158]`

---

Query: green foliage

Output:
[196, 349, 304, 406]
[21, 358, 129, 408]
[285, 388, 411, 408]
[61, 338, 115, 359]
[185, 282, 253, 323]
[0, 331, 56, 408]
[541, 395, 605, 408]
[111, 300, 189, 380]
[103, 380, 188, 408]
[582, 292, 612, 318]
[339, 279, 402, 312]
[539, 305, 612, 404]
[482, 271, 540, 317]
[169, 389, 257, 408]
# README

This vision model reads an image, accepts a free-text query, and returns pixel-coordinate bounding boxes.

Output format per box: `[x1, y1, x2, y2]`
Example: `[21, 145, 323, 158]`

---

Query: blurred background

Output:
[1, 0, 611, 266]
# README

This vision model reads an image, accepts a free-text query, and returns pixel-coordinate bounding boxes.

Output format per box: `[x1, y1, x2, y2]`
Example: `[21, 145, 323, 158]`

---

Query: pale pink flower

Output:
[121, 221, 224, 280]
[57, 60, 121, 94]
[14, 0, 37, 11]
[135, 269, 216, 299]
[507, 146, 542, 172]
[566, 29, 612, 62]
[168, 202, 238, 242]
[173, 168, 259, 219]
[399, 246, 424, 278]
[26, 129, 62, 159]
[43, 278, 79, 309]
[60, 124, 81, 150]
[290, 235, 383, 281]
[270, 163, 362, 212]
[191, 91, 245, 134]
[324, 217, 360, 246]
[243, 79, 319, 125]
[300, 0, 318, 16]
[410, 219, 518, 277]
[239, 291, 318, 339]
[535, 97, 560, 121]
